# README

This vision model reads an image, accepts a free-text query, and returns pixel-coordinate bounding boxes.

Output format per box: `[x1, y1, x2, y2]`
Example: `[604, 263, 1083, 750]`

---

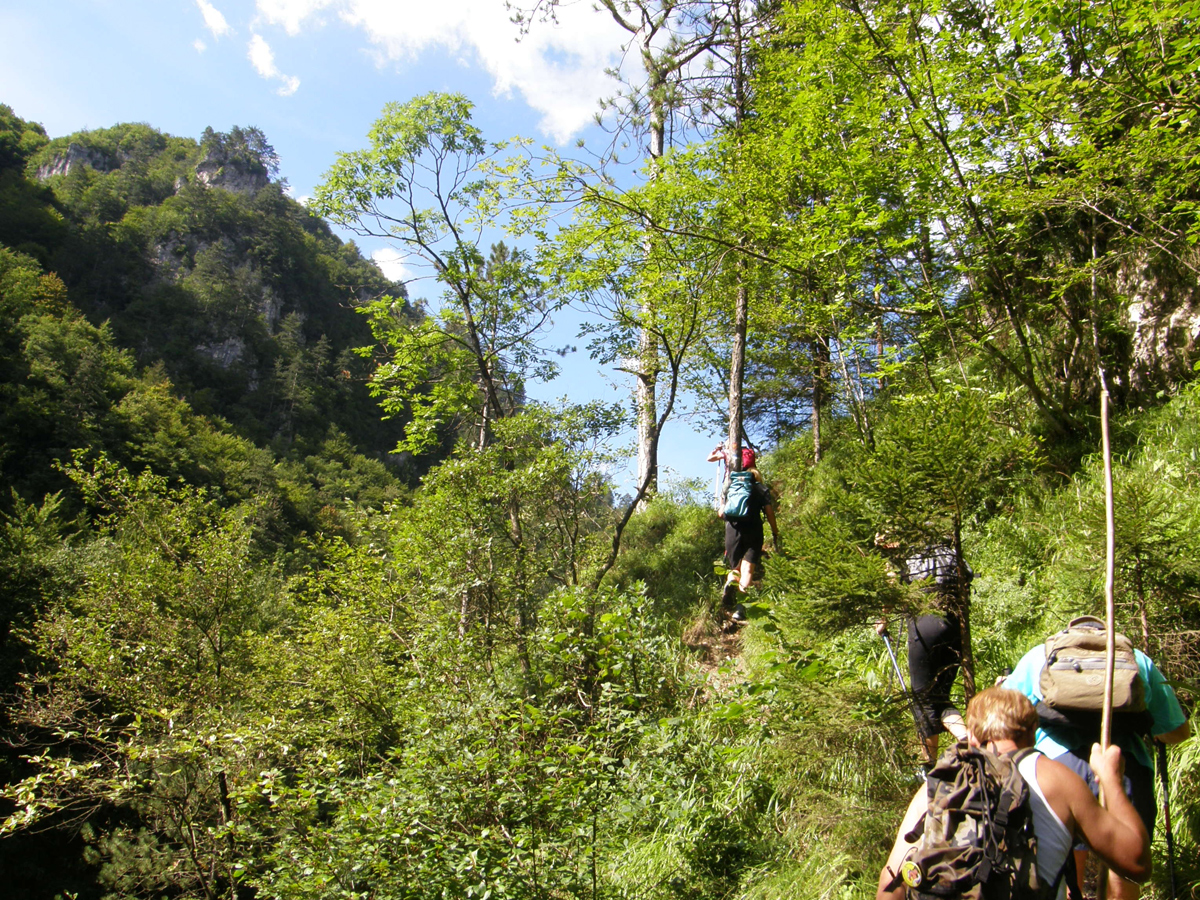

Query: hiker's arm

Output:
[764, 499, 780, 549]
[1155, 720, 1189, 745]
[1067, 745, 1150, 883]
[876, 788, 926, 900]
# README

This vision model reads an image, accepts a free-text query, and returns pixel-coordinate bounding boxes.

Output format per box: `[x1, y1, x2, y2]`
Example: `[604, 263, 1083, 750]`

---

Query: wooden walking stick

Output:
[1091, 229, 1118, 898]
[1095, 376, 1118, 900]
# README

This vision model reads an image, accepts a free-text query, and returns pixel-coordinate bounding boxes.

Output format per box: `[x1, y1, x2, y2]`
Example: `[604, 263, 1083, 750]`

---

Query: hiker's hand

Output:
[874, 617, 889, 636]
[1089, 742, 1125, 784]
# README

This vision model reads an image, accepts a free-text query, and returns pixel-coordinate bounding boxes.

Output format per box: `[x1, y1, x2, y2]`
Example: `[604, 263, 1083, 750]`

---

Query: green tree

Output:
[844, 385, 1038, 694]
[314, 94, 561, 453]
[2, 458, 286, 899]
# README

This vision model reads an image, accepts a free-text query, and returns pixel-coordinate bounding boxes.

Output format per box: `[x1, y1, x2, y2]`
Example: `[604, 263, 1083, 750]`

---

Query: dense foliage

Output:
[2, 0, 1199, 895]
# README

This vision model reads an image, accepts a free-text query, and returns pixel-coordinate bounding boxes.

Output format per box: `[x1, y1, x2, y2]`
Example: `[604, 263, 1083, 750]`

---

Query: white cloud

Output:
[256, 0, 333, 36]
[196, 0, 233, 38]
[194, 38, 208, 53]
[371, 247, 414, 283]
[248, 34, 301, 96]
[254, 0, 629, 143]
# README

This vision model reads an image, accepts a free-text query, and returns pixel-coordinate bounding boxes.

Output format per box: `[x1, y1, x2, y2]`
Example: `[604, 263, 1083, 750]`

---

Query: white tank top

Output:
[1017, 751, 1073, 900]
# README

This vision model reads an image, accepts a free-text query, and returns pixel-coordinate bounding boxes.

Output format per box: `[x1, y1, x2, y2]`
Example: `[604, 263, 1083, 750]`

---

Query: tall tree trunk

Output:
[509, 498, 531, 678]
[478, 379, 492, 452]
[812, 336, 829, 462]
[635, 327, 659, 505]
[1134, 560, 1150, 653]
[634, 25, 668, 509]
[725, 4, 749, 471]
[952, 517, 976, 699]
[727, 274, 748, 471]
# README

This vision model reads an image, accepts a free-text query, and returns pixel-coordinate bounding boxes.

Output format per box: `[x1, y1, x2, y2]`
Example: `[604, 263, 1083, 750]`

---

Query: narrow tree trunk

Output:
[811, 387, 821, 463]
[218, 770, 237, 900]
[876, 317, 887, 393]
[727, 275, 748, 471]
[509, 498, 531, 677]
[634, 36, 667, 509]
[952, 517, 976, 698]
[812, 336, 830, 462]
[726, 4, 749, 471]
[635, 327, 659, 505]
[478, 384, 492, 451]
[1134, 559, 1151, 654]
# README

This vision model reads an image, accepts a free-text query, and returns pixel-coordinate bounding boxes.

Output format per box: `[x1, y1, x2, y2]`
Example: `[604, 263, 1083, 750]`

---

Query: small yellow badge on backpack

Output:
[900, 859, 924, 888]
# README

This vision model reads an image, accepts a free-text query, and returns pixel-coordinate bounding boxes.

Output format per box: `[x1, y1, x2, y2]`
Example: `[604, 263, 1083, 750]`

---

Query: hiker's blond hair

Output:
[966, 687, 1038, 745]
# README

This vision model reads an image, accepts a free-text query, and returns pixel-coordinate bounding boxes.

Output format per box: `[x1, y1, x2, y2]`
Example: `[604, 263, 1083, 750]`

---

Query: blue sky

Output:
[0, 0, 723, 493]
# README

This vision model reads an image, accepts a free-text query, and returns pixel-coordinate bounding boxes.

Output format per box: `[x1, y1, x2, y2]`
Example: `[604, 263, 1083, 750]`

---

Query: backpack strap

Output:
[971, 754, 1004, 882]
[1010, 747, 1040, 765]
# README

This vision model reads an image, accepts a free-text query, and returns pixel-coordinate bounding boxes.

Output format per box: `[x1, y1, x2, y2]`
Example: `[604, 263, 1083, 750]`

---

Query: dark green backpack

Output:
[720, 469, 756, 519]
[890, 744, 1056, 900]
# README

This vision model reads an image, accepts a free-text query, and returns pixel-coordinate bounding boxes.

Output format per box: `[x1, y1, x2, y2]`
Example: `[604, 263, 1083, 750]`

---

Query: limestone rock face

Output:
[1121, 260, 1200, 399]
[197, 336, 247, 369]
[150, 236, 190, 282]
[36, 142, 113, 179]
[194, 151, 269, 195]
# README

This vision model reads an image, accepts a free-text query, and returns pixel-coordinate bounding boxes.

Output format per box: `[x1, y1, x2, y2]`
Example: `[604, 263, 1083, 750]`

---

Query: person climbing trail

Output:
[876, 687, 1150, 900]
[1003, 616, 1190, 900]
[708, 443, 779, 624]
[875, 537, 971, 763]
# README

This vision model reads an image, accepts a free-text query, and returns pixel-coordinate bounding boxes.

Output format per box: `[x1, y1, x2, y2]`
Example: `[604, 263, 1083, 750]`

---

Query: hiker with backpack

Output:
[877, 687, 1150, 900]
[1002, 617, 1190, 900]
[875, 538, 972, 763]
[708, 443, 779, 622]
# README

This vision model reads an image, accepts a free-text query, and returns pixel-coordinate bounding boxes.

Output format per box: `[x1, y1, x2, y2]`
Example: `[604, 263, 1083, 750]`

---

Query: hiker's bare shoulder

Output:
[1028, 752, 1086, 828]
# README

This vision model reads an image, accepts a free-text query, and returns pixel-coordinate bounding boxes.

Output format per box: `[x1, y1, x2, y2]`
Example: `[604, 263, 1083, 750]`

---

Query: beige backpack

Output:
[1037, 616, 1151, 735]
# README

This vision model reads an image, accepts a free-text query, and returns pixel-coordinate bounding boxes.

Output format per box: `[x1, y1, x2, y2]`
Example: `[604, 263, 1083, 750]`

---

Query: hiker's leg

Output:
[1056, 749, 1155, 900]
[738, 559, 753, 591]
[1072, 850, 1087, 899]
[917, 614, 962, 745]
[908, 616, 951, 762]
[940, 708, 967, 741]
[922, 733, 940, 764]
[1115, 755, 1156, 897]
[738, 547, 759, 592]
[722, 523, 742, 610]
[721, 571, 739, 610]
[1107, 871, 1140, 900]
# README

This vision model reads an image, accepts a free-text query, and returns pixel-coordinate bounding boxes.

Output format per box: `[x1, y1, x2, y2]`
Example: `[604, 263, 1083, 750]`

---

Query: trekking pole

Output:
[881, 631, 909, 694]
[1157, 740, 1178, 900]
[880, 630, 926, 756]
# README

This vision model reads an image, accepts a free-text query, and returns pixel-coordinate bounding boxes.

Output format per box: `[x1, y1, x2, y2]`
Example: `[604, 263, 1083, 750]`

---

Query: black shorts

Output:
[1052, 746, 1157, 842]
[724, 519, 763, 569]
[907, 614, 962, 741]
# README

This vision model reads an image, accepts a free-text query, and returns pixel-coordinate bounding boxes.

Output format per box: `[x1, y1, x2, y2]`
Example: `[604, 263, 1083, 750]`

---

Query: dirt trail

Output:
[682, 613, 748, 696]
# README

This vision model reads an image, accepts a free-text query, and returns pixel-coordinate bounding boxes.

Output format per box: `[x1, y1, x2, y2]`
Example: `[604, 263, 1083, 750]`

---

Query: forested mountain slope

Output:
[4, 107, 428, 475]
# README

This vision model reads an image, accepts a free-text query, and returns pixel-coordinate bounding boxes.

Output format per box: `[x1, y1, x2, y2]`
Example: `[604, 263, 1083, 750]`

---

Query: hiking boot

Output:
[731, 603, 748, 623]
[721, 581, 739, 611]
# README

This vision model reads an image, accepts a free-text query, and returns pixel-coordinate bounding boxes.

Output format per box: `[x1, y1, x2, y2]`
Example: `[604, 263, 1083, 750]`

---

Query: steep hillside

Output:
[20, 117, 428, 468]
